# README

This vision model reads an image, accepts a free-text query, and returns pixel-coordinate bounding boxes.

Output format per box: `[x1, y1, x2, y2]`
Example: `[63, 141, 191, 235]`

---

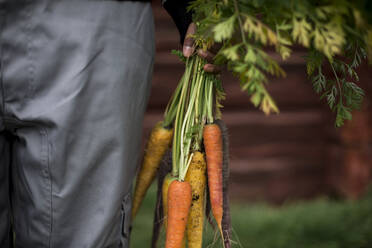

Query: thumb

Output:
[183, 23, 196, 57]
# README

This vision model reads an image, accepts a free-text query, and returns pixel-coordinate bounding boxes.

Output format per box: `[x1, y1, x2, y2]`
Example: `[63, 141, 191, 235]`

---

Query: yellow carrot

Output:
[131, 121, 173, 220]
[162, 173, 174, 229]
[185, 151, 207, 248]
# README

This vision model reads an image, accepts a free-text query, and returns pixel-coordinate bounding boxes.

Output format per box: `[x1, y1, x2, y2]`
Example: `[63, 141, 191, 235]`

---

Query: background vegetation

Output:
[131, 184, 372, 248]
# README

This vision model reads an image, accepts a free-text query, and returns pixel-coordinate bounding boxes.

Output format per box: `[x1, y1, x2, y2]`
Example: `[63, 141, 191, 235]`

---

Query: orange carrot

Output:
[203, 123, 223, 232]
[165, 180, 192, 248]
[132, 122, 173, 220]
[163, 174, 186, 248]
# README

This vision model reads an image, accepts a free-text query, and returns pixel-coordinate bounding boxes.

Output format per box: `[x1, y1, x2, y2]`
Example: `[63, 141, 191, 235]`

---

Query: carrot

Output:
[205, 184, 215, 229]
[162, 173, 174, 229]
[203, 123, 223, 232]
[216, 119, 232, 248]
[185, 151, 207, 248]
[132, 121, 173, 220]
[151, 150, 172, 248]
[165, 180, 192, 248]
[162, 174, 187, 248]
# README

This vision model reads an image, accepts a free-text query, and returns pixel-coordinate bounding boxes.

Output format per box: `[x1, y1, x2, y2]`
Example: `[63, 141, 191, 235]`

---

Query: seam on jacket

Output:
[4, 113, 55, 247]
[47, 129, 53, 248]
[25, 3, 36, 103]
[24, 7, 53, 245]
[25, 5, 52, 245]
[39, 127, 53, 248]
[0, 7, 6, 116]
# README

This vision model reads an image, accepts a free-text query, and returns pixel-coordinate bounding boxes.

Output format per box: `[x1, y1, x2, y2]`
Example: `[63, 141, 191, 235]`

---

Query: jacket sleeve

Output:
[162, 0, 193, 45]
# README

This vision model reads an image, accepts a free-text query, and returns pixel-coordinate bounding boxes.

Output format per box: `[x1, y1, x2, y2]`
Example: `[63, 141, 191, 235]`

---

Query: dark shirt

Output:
[162, 0, 193, 44]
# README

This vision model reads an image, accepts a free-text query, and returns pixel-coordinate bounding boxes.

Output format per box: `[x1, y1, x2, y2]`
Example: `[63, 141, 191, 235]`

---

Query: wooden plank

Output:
[230, 157, 324, 175]
[229, 159, 327, 203]
[231, 142, 326, 159]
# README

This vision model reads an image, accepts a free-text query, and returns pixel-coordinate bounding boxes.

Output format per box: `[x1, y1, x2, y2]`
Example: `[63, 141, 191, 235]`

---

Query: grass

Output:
[130, 183, 372, 248]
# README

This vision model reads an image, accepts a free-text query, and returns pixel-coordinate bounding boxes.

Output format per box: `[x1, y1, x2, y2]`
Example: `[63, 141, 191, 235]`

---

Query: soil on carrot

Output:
[130, 183, 372, 248]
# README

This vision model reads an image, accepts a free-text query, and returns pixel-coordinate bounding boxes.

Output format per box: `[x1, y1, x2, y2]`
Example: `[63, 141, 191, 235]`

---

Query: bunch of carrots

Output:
[130, 52, 232, 248]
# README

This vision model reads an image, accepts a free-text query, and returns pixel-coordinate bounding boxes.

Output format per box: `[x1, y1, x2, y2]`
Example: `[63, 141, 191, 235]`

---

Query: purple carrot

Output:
[151, 149, 172, 248]
[216, 119, 232, 248]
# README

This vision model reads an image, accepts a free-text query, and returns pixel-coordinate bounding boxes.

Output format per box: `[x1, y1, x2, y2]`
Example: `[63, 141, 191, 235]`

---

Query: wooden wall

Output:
[141, 2, 372, 203]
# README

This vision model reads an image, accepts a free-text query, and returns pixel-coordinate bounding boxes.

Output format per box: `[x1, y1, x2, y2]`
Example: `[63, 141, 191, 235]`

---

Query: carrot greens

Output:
[189, 0, 372, 127]
[171, 55, 220, 181]
[133, 2, 372, 247]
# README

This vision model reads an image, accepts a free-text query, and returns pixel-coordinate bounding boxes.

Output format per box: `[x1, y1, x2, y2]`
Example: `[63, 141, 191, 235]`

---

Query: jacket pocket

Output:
[119, 192, 132, 247]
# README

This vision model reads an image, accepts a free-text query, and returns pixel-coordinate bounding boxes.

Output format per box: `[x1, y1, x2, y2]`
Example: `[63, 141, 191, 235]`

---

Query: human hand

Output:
[182, 23, 222, 74]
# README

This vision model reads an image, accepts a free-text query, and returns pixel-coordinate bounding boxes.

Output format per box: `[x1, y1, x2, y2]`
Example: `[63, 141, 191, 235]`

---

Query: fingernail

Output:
[183, 46, 193, 57]
[204, 64, 213, 72]
[204, 64, 220, 74]
[197, 49, 206, 57]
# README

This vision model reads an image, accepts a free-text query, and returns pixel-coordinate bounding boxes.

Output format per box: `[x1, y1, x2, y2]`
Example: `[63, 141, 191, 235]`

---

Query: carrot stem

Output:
[172, 57, 195, 176]
[164, 80, 183, 127]
[172, 55, 213, 181]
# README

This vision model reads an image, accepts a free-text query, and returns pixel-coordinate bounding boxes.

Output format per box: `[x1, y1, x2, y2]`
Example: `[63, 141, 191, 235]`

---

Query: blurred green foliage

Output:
[189, 0, 372, 127]
[131, 184, 372, 248]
